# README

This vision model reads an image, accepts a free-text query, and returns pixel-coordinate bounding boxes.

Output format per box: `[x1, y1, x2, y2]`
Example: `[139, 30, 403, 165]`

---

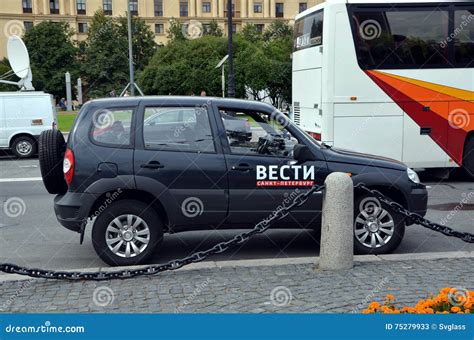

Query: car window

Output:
[91, 108, 133, 146]
[219, 109, 299, 158]
[143, 107, 215, 153]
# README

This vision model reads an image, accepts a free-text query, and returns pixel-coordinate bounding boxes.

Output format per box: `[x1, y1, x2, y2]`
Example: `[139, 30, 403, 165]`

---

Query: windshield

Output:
[293, 9, 324, 51]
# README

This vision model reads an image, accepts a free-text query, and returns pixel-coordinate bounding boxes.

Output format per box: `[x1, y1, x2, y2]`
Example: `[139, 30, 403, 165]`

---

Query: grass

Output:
[57, 111, 78, 132]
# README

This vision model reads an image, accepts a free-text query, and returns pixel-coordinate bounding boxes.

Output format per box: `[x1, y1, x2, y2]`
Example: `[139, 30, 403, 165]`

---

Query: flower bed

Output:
[363, 288, 473, 314]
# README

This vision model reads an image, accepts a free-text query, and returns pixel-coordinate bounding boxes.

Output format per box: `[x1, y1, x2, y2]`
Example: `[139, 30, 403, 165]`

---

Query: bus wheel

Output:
[463, 137, 474, 180]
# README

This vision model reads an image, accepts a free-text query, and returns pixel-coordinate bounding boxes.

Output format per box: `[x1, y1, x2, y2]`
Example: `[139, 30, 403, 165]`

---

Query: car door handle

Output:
[232, 164, 253, 171]
[141, 161, 164, 169]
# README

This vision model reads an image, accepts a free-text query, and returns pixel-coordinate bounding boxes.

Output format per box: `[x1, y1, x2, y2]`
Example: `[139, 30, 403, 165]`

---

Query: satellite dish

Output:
[7, 35, 31, 79]
[0, 35, 34, 91]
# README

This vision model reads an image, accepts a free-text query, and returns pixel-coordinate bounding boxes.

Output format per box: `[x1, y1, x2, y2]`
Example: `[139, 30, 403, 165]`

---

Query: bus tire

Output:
[463, 136, 474, 180]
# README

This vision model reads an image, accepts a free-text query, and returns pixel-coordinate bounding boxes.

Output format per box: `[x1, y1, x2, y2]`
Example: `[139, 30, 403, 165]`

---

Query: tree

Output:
[204, 20, 223, 37]
[262, 20, 293, 42]
[81, 10, 157, 98]
[239, 24, 262, 43]
[0, 58, 18, 91]
[167, 18, 186, 42]
[22, 21, 79, 97]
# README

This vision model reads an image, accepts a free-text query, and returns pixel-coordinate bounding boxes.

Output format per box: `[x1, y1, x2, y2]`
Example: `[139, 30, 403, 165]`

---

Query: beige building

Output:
[0, 0, 323, 58]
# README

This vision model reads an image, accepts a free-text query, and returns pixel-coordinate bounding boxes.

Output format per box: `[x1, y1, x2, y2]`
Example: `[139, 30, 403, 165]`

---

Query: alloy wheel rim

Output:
[16, 141, 32, 155]
[105, 214, 150, 258]
[354, 206, 395, 248]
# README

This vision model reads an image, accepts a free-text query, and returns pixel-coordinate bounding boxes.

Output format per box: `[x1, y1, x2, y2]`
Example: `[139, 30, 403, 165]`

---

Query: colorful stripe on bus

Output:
[366, 70, 474, 166]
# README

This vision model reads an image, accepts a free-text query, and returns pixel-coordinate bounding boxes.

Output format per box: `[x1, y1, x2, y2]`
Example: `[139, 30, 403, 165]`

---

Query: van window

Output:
[293, 10, 323, 51]
[91, 108, 133, 146]
[350, 6, 450, 69]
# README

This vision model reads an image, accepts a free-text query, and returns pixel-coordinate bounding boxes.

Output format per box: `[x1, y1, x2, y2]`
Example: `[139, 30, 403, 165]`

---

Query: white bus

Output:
[292, 0, 474, 176]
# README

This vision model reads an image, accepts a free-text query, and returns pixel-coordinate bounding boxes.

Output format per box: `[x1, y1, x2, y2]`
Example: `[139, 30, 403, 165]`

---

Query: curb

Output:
[1, 251, 473, 283]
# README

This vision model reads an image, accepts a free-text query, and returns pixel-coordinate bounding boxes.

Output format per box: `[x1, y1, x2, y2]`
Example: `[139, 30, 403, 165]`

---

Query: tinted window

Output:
[91, 108, 133, 146]
[294, 10, 323, 51]
[454, 7, 474, 66]
[143, 107, 215, 153]
[350, 6, 450, 69]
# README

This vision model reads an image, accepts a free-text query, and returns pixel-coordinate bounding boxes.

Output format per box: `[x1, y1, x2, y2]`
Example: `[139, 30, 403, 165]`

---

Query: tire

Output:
[11, 135, 37, 158]
[38, 129, 68, 194]
[92, 200, 164, 266]
[353, 194, 405, 255]
[462, 137, 474, 180]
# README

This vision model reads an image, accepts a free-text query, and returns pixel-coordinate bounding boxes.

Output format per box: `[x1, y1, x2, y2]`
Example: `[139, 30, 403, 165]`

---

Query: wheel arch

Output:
[9, 132, 36, 148]
[88, 189, 170, 231]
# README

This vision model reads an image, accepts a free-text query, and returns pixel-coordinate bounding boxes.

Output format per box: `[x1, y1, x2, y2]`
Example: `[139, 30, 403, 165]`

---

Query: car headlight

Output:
[407, 168, 420, 184]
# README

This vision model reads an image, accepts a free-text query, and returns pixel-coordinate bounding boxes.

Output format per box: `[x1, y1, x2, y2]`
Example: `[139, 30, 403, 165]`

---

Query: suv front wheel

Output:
[353, 195, 405, 255]
[92, 200, 163, 266]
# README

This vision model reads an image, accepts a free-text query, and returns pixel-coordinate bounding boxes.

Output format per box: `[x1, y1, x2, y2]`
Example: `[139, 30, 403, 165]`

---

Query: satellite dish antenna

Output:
[0, 35, 34, 91]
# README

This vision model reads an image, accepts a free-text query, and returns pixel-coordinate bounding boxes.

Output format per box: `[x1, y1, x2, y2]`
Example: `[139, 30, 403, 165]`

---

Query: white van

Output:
[0, 92, 57, 158]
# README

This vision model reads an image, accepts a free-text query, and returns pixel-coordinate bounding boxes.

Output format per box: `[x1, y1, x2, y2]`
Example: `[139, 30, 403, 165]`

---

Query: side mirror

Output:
[293, 144, 316, 163]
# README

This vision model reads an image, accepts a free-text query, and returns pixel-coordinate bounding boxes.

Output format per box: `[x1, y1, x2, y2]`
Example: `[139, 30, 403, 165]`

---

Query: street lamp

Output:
[226, 0, 235, 98]
[215, 55, 229, 98]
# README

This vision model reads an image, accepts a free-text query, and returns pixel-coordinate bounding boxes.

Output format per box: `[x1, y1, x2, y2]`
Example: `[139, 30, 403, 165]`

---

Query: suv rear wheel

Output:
[92, 200, 163, 266]
[11, 135, 36, 158]
[353, 195, 405, 255]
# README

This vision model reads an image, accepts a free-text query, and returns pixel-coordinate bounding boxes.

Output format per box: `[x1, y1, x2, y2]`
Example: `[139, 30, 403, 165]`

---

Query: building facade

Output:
[0, 0, 323, 58]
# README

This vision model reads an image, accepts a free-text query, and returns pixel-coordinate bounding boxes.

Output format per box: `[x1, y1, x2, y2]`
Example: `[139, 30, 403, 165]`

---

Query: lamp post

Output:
[127, 0, 135, 96]
[215, 55, 229, 97]
[226, 0, 235, 98]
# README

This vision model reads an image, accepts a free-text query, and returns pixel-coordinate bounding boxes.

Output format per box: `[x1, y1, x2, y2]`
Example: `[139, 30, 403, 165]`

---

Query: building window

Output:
[253, 2, 262, 13]
[203, 2, 211, 13]
[155, 23, 164, 34]
[49, 0, 59, 14]
[22, 0, 32, 13]
[78, 22, 88, 33]
[275, 3, 284, 17]
[103, 0, 112, 15]
[180, 1, 188, 17]
[129, 0, 138, 16]
[299, 2, 307, 13]
[154, 0, 163, 16]
[232, 24, 237, 33]
[24, 21, 34, 31]
[77, 0, 86, 15]
[255, 24, 264, 33]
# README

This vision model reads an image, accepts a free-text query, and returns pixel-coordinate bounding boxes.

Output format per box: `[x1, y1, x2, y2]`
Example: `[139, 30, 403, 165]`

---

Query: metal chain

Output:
[0, 184, 326, 281]
[355, 184, 474, 243]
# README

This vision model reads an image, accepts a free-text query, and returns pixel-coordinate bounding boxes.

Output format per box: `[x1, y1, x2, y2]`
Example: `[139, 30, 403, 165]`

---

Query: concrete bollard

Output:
[319, 172, 354, 270]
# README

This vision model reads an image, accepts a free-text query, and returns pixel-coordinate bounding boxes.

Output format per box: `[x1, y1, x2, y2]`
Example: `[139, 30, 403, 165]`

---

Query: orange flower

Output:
[425, 308, 434, 314]
[441, 287, 451, 295]
[386, 294, 395, 301]
[369, 302, 380, 310]
[451, 306, 461, 313]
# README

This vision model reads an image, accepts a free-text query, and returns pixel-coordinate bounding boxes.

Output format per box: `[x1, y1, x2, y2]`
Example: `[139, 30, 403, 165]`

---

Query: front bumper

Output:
[54, 192, 97, 233]
[405, 186, 428, 225]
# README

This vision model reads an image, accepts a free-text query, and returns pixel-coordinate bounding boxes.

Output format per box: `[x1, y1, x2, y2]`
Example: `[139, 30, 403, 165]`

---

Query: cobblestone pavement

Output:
[0, 257, 472, 313]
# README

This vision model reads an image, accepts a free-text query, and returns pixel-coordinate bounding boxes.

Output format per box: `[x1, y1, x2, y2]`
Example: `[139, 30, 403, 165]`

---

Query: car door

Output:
[134, 100, 228, 228]
[216, 105, 329, 228]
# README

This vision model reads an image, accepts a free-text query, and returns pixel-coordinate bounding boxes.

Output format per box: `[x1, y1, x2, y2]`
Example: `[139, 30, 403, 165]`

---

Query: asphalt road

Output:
[1, 156, 473, 270]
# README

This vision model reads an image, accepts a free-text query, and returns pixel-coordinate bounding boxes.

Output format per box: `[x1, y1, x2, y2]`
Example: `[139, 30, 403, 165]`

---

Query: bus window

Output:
[454, 7, 474, 66]
[293, 10, 323, 51]
[350, 7, 450, 69]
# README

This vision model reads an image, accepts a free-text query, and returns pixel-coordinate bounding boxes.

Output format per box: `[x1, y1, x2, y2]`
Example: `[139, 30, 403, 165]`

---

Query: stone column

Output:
[240, 0, 247, 18]
[264, 0, 270, 17]
[196, 0, 202, 17]
[190, 0, 196, 17]
[212, 0, 218, 16]
[218, 0, 224, 17]
[270, 0, 275, 18]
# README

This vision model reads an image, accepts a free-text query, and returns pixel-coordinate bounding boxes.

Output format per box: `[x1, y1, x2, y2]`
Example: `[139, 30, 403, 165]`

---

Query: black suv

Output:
[39, 97, 427, 266]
